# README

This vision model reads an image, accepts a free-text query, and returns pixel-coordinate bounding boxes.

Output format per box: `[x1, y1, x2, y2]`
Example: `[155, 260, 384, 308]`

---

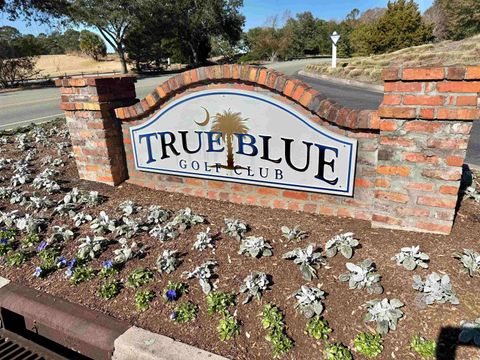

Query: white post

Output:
[332, 43, 337, 68]
[330, 31, 340, 69]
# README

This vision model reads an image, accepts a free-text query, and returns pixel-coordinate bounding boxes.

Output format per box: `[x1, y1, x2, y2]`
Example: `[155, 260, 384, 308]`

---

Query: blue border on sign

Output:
[130, 90, 357, 196]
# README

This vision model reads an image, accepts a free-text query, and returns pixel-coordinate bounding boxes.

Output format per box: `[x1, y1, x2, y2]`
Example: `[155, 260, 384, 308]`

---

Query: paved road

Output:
[0, 59, 478, 166]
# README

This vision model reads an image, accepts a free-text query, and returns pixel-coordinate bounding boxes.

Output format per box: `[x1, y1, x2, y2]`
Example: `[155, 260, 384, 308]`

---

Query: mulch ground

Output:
[0, 121, 479, 360]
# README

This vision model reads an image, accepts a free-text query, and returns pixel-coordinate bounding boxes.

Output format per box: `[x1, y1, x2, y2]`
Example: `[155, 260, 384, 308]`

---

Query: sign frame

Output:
[130, 89, 358, 197]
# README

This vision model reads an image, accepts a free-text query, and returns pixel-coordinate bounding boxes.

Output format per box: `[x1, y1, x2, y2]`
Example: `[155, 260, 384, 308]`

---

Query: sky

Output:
[0, 0, 434, 41]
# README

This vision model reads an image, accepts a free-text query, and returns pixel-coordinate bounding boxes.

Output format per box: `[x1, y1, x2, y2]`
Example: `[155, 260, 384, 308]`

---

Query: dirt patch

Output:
[1, 120, 480, 359]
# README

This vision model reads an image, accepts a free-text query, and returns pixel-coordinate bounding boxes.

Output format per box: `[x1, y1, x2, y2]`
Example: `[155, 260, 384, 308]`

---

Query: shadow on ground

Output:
[437, 327, 480, 359]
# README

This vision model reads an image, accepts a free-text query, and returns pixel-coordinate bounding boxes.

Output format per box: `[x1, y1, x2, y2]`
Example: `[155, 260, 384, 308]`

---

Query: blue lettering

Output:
[206, 132, 224, 153]
[236, 133, 258, 157]
[139, 132, 158, 164]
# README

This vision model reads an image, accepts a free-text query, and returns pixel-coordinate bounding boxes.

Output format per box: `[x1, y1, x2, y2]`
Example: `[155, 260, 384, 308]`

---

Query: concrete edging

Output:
[113, 326, 228, 360]
[0, 276, 228, 360]
[298, 69, 384, 93]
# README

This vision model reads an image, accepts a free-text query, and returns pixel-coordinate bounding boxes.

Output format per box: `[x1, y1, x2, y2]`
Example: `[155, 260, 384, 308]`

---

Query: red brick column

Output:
[55, 76, 137, 185]
[374, 66, 480, 234]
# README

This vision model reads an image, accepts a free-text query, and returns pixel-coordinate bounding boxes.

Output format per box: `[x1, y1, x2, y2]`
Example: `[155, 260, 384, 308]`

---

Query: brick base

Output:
[57, 65, 480, 235]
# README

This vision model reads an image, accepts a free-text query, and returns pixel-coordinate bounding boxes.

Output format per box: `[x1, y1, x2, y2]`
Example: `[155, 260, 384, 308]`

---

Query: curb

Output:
[0, 276, 229, 360]
[113, 326, 228, 360]
[298, 70, 384, 93]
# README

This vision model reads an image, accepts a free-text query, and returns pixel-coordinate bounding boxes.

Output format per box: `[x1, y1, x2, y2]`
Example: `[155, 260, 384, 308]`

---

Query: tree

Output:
[79, 30, 106, 60]
[164, 0, 245, 65]
[0, 26, 39, 88]
[425, 0, 480, 40]
[349, 0, 433, 55]
[66, 0, 142, 73]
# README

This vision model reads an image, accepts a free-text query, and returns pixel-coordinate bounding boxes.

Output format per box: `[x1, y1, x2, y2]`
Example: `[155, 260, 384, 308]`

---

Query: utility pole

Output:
[330, 31, 341, 68]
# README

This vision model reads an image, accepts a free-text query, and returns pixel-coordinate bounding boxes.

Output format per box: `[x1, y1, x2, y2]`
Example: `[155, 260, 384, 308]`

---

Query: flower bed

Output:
[1, 119, 480, 359]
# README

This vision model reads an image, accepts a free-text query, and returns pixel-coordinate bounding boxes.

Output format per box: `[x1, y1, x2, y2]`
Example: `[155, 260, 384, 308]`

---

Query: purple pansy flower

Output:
[56, 256, 67, 267]
[36, 241, 47, 252]
[165, 289, 178, 302]
[67, 258, 77, 268]
[169, 312, 177, 320]
[34, 267, 42, 277]
[65, 267, 73, 278]
[0, 238, 8, 245]
[102, 260, 113, 269]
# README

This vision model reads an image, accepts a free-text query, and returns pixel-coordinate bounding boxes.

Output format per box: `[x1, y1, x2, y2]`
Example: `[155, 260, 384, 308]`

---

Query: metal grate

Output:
[0, 330, 67, 360]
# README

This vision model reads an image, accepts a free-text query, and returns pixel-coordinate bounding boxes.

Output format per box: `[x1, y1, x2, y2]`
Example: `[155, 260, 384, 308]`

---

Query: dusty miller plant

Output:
[282, 244, 326, 281]
[392, 246, 429, 270]
[222, 218, 248, 241]
[170, 207, 204, 231]
[49, 226, 74, 244]
[339, 259, 383, 294]
[364, 298, 404, 334]
[15, 214, 47, 234]
[238, 236, 273, 258]
[113, 238, 143, 264]
[156, 250, 181, 274]
[412, 272, 459, 305]
[146, 205, 171, 225]
[293, 285, 326, 318]
[281, 225, 308, 242]
[118, 200, 141, 216]
[90, 211, 116, 235]
[239, 271, 271, 304]
[453, 249, 480, 277]
[183, 261, 217, 294]
[192, 228, 216, 251]
[325, 232, 359, 259]
[77, 236, 109, 260]
[149, 224, 179, 242]
[115, 217, 148, 239]
[72, 212, 93, 227]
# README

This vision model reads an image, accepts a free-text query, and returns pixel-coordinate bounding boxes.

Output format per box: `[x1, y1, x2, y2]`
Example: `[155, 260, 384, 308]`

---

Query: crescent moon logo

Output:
[194, 107, 210, 126]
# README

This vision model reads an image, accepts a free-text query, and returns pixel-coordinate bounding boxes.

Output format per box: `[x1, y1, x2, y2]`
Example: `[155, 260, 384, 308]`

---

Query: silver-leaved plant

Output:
[192, 227, 216, 251]
[453, 249, 480, 277]
[293, 285, 326, 318]
[49, 226, 74, 244]
[325, 232, 359, 259]
[118, 200, 141, 216]
[281, 225, 308, 242]
[282, 244, 326, 281]
[156, 249, 181, 274]
[339, 259, 383, 294]
[146, 205, 171, 225]
[392, 246, 429, 270]
[113, 238, 144, 264]
[222, 218, 248, 241]
[238, 236, 273, 258]
[90, 211, 116, 235]
[239, 271, 271, 304]
[183, 261, 217, 294]
[364, 298, 404, 334]
[77, 235, 109, 260]
[72, 212, 93, 227]
[412, 272, 459, 305]
[170, 207, 204, 231]
[149, 224, 179, 242]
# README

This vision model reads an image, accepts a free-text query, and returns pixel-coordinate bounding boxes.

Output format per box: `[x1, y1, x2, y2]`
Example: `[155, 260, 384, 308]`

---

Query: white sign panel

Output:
[130, 89, 357, 196]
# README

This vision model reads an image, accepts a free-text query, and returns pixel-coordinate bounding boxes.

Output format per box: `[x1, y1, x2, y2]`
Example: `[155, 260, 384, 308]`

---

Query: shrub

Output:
[261, 304, 294, 358]
[305, 316, 332, 341]
[324, 342, 352, 360]
[172, 301, 198, 323]
[354, 332, 383, 358]
[218, 314, 240, 341]
[135, 290, 156, 312]
[206, 292, 236, 315]
[126, 268, 154, 288]
[99, 281, 121, 300]
[410, 334, 436, 358]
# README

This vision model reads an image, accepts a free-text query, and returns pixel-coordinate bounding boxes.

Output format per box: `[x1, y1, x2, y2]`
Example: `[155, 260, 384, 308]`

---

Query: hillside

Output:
[34, 54, 124, 78]
[304, 34, 480, 84]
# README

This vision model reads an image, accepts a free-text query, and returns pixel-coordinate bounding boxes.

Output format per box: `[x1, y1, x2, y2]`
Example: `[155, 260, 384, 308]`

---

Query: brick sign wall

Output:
[56, 65, 480, 235]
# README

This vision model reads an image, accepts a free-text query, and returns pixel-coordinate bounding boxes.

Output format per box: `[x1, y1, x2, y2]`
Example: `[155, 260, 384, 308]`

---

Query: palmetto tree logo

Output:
[195, 108, 249, 170]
